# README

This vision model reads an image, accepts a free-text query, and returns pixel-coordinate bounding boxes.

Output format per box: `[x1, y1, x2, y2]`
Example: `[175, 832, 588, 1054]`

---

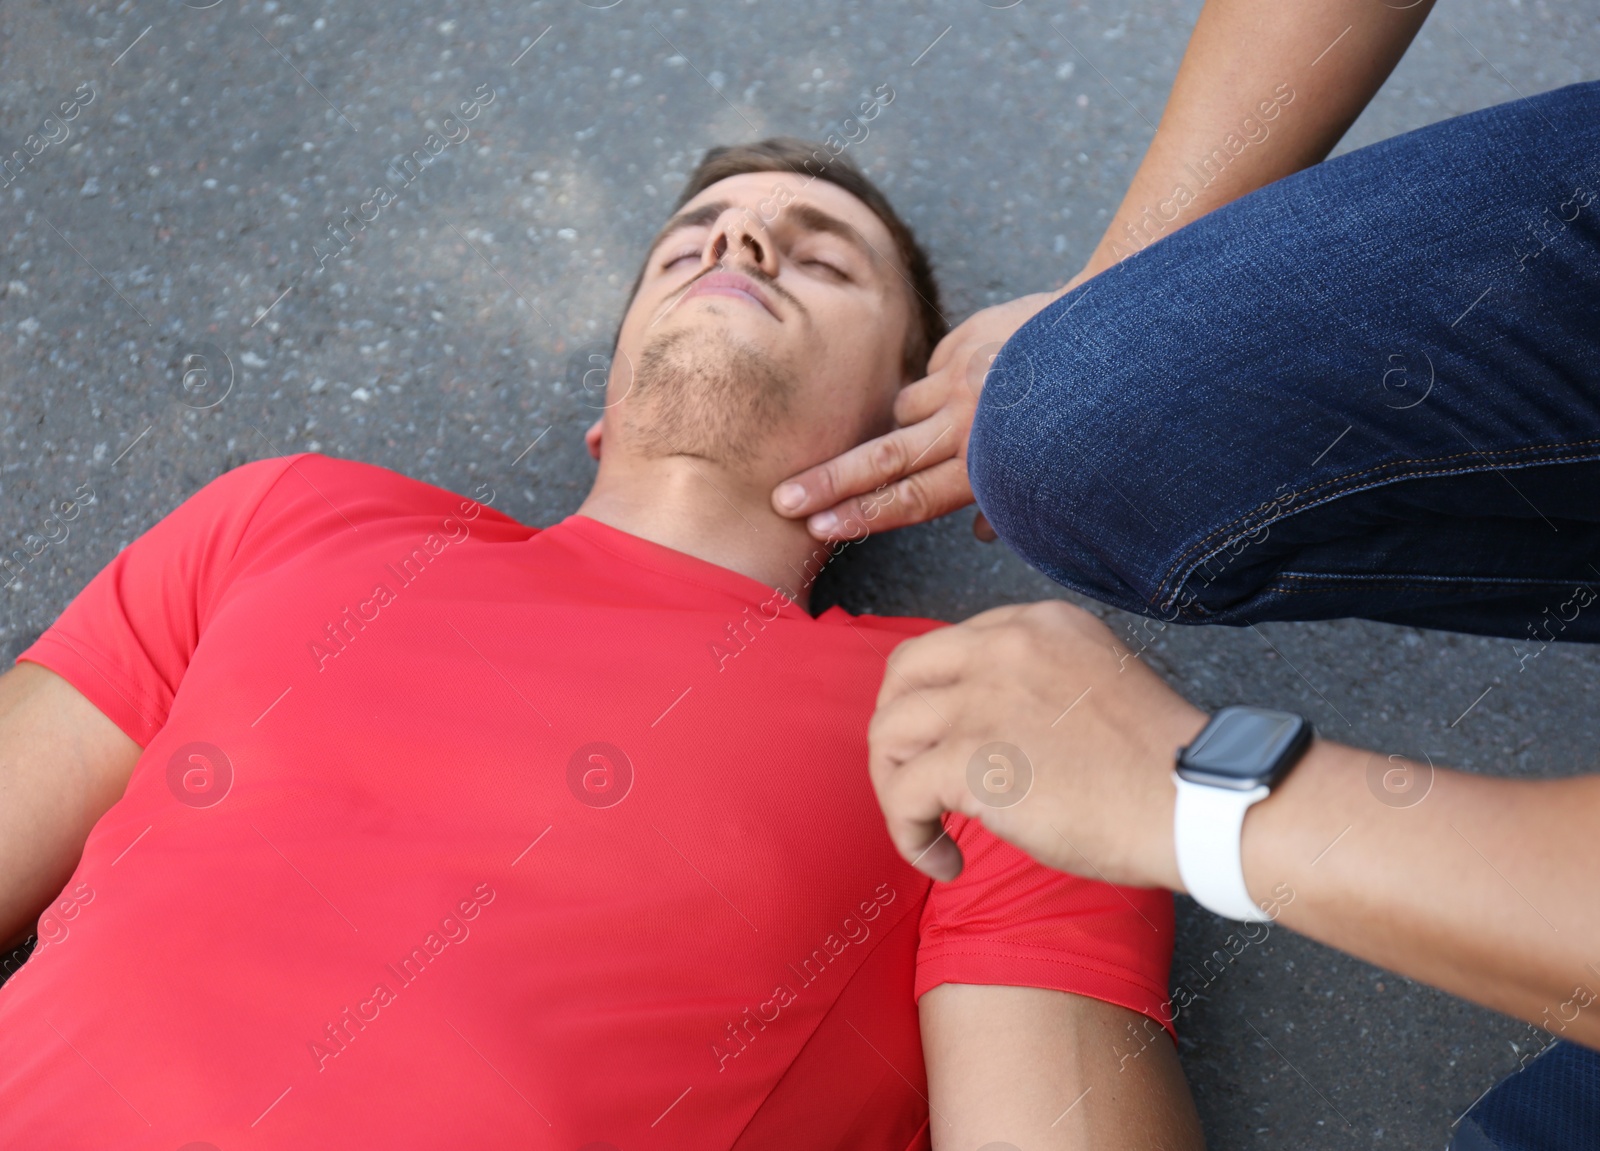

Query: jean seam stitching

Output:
[1154, 442, 1600, 614]
[1265, 581, 1567, 596]
[1273, 572, 1590, 588]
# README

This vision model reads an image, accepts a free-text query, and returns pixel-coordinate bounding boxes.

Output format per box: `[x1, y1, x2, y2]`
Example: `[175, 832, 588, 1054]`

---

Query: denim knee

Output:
[968, 81, 1600, 633]
[967, 288, 1188, 618]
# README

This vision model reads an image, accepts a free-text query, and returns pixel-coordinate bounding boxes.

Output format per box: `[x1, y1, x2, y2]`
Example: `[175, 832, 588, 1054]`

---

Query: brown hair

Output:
[622, 137, 946, 379]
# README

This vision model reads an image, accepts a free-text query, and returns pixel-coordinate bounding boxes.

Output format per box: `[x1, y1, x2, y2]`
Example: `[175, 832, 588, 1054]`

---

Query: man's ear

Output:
[584, 417, 604, 460]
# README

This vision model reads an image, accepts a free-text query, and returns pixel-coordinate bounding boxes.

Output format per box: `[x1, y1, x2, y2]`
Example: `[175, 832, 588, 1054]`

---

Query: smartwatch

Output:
[1173, 706, 1312, 921]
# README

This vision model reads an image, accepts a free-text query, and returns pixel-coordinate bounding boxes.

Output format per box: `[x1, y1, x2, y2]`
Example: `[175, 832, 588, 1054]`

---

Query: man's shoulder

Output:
[158, 454, 533, 578]
[247, 452, 491, 504]
[213, 453, 522, 531]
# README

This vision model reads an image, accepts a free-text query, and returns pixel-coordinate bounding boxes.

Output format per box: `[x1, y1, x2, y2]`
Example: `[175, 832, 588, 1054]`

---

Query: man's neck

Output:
[576, 455, 831, 612]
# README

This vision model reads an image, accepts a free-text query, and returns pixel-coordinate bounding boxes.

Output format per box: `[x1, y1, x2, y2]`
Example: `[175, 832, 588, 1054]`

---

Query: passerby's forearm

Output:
[1077, 0, 1434, 281]
[1245, 739, 1600, 1049]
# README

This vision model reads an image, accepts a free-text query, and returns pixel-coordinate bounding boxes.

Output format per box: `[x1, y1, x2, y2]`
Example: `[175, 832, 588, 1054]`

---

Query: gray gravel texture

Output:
[1, 0, 1595, 1147]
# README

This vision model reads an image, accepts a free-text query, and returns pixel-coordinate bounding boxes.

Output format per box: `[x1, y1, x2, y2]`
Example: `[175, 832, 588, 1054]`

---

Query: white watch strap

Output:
[1172, 773, 1271, 922]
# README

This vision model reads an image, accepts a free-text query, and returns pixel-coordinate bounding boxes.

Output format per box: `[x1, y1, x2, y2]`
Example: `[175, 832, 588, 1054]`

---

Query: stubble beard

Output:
[620, 325, 798, 468]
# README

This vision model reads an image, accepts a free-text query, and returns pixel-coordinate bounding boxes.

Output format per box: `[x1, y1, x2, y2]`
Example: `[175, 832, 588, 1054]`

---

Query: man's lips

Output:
[679, 270, 780, 318]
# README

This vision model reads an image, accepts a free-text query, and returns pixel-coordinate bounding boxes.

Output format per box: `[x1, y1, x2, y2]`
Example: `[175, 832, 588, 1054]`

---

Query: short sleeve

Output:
[15, 455, 305, 746]
[914, 812, 1176, 1036]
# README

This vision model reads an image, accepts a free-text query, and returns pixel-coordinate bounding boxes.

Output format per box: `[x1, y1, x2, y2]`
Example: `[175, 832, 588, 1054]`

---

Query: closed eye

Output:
[661, 250, 699, 270]
[801, 258, 849, 280]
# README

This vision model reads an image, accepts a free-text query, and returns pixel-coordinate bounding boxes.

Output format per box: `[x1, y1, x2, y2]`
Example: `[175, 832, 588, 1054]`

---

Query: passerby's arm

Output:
[1243, 735, 1600, 1049]
[871, 603, 1600, 1050]
[1078, 0, 1434, 279]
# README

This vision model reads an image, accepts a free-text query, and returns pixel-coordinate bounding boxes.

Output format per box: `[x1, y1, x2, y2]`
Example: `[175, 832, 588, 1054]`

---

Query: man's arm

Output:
[771, 0, 1435, 541]
[871, 603, 1600, 1051]
[0, 663, 140, 949]
[921, 983, 1204, 1149]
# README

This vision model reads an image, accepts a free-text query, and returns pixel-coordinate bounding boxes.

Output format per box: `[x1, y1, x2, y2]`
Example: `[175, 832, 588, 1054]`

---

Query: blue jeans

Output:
[968, 80, 1600, 1144]
[970, 81, 1600, 642]
[1449, 1041, 1600, 1151]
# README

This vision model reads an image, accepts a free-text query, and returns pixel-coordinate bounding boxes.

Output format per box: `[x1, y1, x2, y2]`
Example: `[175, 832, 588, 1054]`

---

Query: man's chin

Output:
[621, 327, 797, 466]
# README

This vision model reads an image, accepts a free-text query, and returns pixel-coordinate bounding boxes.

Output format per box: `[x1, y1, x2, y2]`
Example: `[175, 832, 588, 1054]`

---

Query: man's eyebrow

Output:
[648, 201, 728, 253]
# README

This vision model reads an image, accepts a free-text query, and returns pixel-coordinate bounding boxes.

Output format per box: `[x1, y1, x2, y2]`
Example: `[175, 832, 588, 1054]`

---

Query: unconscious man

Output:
[0, 139, 1202, 1149]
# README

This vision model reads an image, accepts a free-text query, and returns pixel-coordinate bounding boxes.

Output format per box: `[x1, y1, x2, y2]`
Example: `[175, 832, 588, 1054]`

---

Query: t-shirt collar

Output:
[552, 514, 813, 620]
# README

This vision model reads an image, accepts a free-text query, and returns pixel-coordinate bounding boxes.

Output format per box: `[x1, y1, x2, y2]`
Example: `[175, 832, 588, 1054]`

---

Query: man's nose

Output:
[702, 207, 779, 279]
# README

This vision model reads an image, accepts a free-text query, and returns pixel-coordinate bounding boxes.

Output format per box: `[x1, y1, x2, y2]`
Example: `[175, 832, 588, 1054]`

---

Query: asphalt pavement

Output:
[2, 0, 1596, 1146]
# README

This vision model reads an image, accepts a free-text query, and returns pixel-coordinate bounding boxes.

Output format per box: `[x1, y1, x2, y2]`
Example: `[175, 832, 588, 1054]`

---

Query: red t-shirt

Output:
[1, 455, 1172, 1150]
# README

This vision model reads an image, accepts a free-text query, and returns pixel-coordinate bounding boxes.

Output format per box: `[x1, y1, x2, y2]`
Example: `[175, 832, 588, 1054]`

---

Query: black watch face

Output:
[1177, 706, 1310, 790]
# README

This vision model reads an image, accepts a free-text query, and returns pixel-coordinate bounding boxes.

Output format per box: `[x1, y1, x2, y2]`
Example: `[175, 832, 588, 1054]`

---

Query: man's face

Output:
[601, 171, 916, 482]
